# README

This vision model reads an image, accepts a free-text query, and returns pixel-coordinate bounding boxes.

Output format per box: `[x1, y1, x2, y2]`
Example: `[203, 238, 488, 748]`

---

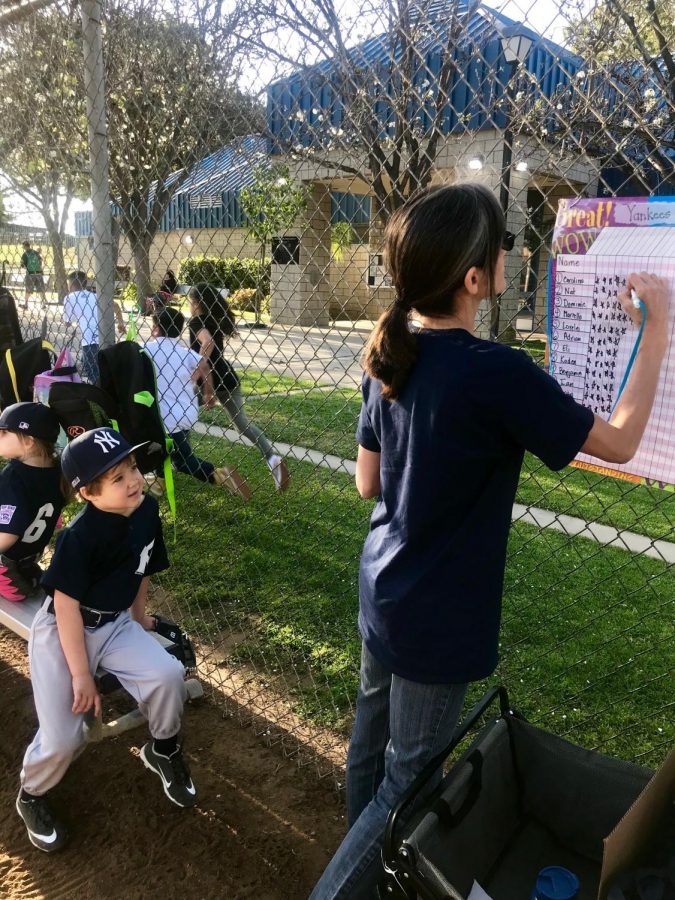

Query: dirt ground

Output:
[0, 628, 347, 899]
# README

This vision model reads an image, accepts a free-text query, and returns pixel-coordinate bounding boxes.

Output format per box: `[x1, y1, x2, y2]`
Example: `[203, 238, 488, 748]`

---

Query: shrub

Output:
[178, 256, 270, 295]
[120, 282, 139, 306]
[228, 288, 257, 312]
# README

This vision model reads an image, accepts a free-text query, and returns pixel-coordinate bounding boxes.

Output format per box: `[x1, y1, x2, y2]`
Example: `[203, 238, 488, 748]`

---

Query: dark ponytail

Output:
[362, 301, 417, 401]
[189, 283, 237, 336]
[363, 182, 505, 400]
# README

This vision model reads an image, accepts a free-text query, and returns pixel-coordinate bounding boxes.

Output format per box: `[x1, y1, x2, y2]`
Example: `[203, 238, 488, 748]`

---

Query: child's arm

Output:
[53, 590, 101, 717]
[580, 272, 668, 463]
[194, 326, 215, 361]
[356, 445, 381, 499]
[192, 357, 215, 408]
[113, 300, 126, 335]
[130, 575, 156, 630]
[0, 533, 19, 554]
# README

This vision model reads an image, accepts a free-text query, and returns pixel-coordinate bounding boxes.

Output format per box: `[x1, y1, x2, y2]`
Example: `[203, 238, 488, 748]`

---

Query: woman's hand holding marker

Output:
[618, 272, 668, 335]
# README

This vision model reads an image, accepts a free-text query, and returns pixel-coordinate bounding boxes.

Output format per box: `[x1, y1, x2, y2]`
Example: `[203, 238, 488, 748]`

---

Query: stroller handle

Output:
[382, 685, 512, 870]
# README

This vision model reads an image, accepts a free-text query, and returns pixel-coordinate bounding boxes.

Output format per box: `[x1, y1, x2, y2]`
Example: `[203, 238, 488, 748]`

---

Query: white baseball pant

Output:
[21, 599, 187, 796]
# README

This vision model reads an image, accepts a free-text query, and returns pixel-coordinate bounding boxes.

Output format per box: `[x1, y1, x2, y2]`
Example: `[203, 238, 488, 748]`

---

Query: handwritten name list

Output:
[551, 255, 629, 415]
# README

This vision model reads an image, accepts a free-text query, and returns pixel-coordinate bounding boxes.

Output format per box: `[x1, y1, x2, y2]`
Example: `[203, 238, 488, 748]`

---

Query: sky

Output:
[4, 0, 594, 234]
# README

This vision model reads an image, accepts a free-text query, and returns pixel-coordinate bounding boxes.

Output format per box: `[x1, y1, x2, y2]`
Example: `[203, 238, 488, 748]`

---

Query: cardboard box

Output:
[600, 746, 675, 898]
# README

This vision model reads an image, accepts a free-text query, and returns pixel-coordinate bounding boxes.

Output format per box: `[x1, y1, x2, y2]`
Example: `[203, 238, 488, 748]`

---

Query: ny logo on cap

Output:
[19, 421, 29, 430]
[93, 430, 121, 454]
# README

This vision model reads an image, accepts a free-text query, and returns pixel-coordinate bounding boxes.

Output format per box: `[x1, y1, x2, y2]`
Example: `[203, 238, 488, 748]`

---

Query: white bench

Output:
[0, 596, 203, 742]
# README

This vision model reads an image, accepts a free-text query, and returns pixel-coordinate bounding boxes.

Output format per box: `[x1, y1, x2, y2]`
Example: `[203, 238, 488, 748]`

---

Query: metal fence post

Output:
[80, 0, 116, 349]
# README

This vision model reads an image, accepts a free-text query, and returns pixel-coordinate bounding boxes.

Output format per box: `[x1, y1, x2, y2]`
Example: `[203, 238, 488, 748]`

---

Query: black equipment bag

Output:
[97, 341, 170, 475]
[0, 338, 54, 408]
[0, 287, 23, 353]
[48, 381, 117, 441]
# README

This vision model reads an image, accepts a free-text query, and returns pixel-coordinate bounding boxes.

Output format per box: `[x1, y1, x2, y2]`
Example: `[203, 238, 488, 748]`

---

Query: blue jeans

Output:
[170, 430, 215, 483]
[81, 343, 99, 384]
[310, 644, 467, 900]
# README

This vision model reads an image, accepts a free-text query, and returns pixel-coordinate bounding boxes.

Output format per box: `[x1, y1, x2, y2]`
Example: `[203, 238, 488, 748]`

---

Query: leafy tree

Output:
[0, 194, 12, 229]
[331, 222, 357, 262]
[525, 0, 675, 192]
[103, 1, 263, 301]
[237, 0, 482, 226]
[0, 1, 261, 303]
[0, 7, 89, 297]
[240, 164, 310, 323]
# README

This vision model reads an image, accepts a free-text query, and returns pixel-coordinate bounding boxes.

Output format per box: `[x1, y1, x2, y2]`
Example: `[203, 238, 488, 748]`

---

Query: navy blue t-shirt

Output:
[42, 494, 169, 612]
[356, 328, 594, 684]
[0, 461, 64, 561]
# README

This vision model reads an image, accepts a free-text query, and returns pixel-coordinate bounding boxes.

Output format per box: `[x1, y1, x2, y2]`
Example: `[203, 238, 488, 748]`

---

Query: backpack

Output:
[0, 288, 23, 353]
[47, 381, 116, 441]
[98, 342, 176, 519]
[24, 249, 42, 274]
[0, 338, 55, 407]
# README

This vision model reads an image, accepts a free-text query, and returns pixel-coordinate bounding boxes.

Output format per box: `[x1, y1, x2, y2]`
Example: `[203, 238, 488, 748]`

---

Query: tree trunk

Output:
[42, 210, 68, 300]
[256, 241, 266, 324]
[131, 235, 153, 312]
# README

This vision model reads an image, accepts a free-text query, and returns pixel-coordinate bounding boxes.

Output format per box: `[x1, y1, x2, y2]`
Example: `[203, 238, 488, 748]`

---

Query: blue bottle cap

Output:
[532, 866, 580, 900]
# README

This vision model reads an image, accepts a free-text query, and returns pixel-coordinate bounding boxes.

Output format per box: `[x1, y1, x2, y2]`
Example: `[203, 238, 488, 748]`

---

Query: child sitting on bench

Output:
[17, 427, 198, 854]
[0, 402, 69, 602]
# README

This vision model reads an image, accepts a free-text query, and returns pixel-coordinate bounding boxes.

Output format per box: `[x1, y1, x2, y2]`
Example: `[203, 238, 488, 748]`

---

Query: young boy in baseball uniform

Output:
[16, 427, 197, 853]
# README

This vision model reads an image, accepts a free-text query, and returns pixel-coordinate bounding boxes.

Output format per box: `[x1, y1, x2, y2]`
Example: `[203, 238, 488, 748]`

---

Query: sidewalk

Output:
[194, 419, 675, 564]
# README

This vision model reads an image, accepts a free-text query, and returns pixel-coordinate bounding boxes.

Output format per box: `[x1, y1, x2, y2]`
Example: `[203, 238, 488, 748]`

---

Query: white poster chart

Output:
[550, 226, 675, 489]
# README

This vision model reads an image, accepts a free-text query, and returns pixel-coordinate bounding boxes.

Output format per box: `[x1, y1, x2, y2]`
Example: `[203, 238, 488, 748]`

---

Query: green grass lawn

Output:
[159, 436, 673, 766]
[200, 382, 675, 542]
[237, 371, 318, 396]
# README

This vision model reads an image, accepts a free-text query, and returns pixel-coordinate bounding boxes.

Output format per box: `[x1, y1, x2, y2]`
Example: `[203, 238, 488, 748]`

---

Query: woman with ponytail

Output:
[311, 183, 668, 899]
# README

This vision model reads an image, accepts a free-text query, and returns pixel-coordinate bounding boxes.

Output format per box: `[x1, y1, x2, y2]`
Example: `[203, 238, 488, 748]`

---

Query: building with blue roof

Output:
[75, 2, 625, 330]
[262, 0, 609, 331]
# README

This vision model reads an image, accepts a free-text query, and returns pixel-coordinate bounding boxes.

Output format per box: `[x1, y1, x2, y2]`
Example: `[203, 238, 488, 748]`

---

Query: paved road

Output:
[19, 301, 370, 389]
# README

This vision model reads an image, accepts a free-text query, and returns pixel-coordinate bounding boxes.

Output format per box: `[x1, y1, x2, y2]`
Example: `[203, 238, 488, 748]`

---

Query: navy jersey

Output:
[356, 328, 594, 684]
[0, 460, 64, 561]
[42, 494, 169, 612]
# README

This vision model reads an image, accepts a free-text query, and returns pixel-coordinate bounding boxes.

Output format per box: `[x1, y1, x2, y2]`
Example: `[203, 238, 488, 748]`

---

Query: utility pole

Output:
[80, 0, 116, 349]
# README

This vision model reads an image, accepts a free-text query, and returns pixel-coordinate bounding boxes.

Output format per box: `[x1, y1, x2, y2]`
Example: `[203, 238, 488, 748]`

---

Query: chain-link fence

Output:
[0, 0, 673, 779]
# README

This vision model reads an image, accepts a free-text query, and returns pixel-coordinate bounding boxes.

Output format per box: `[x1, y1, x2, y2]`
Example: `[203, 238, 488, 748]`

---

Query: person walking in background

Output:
[310, 182, 668, 899]
[188, 283, 289, 493]
[20, 241, 47, 310]
[143, 306, 251, 500]
[63, 271, 124, 383]
[159, 269, 178, 295]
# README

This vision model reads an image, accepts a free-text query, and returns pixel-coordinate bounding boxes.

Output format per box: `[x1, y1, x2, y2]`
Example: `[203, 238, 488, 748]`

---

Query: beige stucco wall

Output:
[327, 244, 382, 320]
[77, 228, 263, 287]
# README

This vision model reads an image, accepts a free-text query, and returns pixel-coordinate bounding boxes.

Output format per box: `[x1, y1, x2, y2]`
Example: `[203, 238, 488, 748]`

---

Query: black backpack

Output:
[0, 287, 23, 353]
[47, 381, 117, 441]
[97, 342, 176, 521]
[0, 338, 55, 408]
[97, 342, 170, 474]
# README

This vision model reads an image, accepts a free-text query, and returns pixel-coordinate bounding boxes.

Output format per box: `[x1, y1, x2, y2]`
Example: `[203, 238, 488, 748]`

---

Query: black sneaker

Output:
[15, 791, 68, 852]
[140, 743, 198, 808]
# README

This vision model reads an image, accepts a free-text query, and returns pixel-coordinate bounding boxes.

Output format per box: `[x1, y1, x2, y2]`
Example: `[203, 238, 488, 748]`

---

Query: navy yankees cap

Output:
[0, 402, 60, 443]
[61, 427, 146, 488]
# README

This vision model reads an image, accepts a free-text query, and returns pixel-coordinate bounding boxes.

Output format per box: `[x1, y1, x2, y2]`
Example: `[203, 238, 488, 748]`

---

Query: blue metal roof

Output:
[73, 142, 372, 238]
[267, 1, 584, 148]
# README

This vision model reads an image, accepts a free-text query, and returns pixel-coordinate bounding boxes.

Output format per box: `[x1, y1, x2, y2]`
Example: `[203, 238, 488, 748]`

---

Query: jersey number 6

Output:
[23, 503, 55, 544]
